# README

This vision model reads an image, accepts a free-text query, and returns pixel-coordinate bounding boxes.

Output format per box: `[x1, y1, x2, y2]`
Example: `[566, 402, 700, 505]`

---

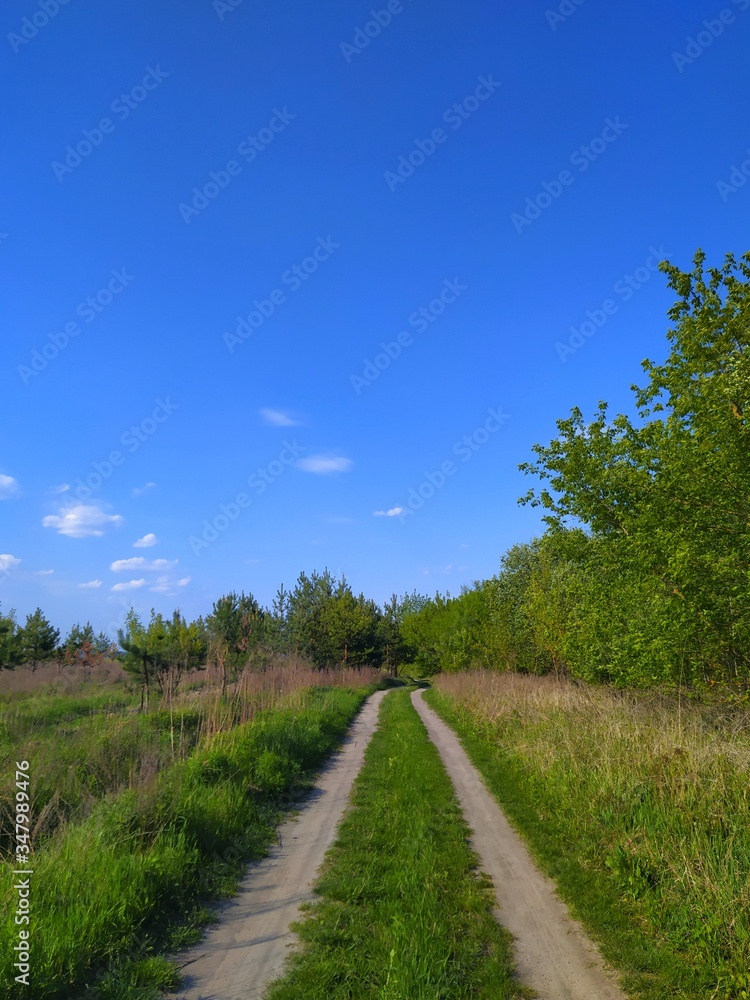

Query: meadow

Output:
[427, 672, 750, 1000]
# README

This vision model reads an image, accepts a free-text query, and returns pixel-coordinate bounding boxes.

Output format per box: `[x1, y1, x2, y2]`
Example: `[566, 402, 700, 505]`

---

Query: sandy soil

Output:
[172, 688, 389, 1000]
[412, 688, 628, 1000]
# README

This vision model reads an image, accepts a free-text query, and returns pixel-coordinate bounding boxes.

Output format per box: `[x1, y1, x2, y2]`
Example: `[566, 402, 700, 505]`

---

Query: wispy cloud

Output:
[297, 455, 352, 474]
[111, 579, 146, 592]
[374, 507, 406, 518]
[0, 474, 20, 499]
[0, 554, 21, 572]
[110, 557, 177, 573]
[260, 408, 301, 427]
[132, 482, 156, 497]
[42, 504, 124, 538]
[149, 574, 191, 594]
[34, 569, 55, 576]
[133, 533, 158, 548]
[79, 579, 102, 589]
[50, 483, 70, 495]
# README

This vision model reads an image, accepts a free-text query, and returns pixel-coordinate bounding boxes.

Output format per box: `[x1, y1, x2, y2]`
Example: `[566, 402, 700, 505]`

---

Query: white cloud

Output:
[149, 574, 191, 595]
[132, 482, 156, 497]
[111, 557, 147, 572]
[42, 504, 124, 538]
[34, 569, 55, 576]
[111, 579, 146, 592]
[133, 533, 158, 548]
[0, 475, 20, 499]
[0, 554, 21, 572]
[110, 557, 177, 573]
[260, 408, 301, 427]
[297, 455, 352, 474]
[374, 507, 406, 518]
[79, 579, 103, 589]
[50, 483, 70, 495]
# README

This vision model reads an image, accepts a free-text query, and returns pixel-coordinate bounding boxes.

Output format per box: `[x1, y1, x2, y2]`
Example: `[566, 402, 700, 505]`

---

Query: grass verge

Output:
[266, 688, 528, 1000]
[0, 685, 375, 999]
[425, 674, 750, 1000]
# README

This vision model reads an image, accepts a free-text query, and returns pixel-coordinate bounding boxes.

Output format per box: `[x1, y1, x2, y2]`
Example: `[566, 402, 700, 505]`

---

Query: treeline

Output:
[3, 252, 747, 692]
[0, 570, 427, 702]
[0, 608, 110, 673]
[404, 251, 750, 687]
[117, 571, 428, 706]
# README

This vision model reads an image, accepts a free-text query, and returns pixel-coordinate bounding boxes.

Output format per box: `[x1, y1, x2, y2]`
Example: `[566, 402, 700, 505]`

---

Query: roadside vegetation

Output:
[267, 688, 528, 1000]
[0, 666, 383, 999]
[403, 252, 750, 691]
[427, 671, 750, 999]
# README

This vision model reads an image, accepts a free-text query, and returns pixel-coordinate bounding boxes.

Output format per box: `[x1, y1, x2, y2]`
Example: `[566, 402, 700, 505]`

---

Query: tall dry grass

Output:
[0, 656, 385, 857]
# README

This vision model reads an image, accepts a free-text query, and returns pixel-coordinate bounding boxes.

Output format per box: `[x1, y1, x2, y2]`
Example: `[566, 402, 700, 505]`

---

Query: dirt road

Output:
[174, 686, 628, 999]
[412, 689, 628, 1000]
[173, 689, 389, 1000]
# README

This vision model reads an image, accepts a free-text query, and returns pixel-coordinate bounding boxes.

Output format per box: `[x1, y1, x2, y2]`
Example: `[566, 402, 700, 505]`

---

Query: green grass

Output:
[425, 676, 750, 1000]
[0, 702, 203, 853]
[266, 689, 528, 1000]
[0, 686, 374, 999]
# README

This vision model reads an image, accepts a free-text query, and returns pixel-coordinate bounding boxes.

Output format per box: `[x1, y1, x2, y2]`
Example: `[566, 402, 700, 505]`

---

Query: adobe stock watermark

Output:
[546, 0, 588, 30]
[222, 237, 340, 353]
[17, 269, 134, 385]
[510, 116, 628, 234]
[52, 67, 170, 182]
[555, 245, 669, 362]
[340, 0, 417, 62]
[384, 75, 500, 192]
[392, 407, 510, 518]
[58, 398, 179, 508]
[672, 0, 748, 72]
[179, 107, 296, 223]
[716, 147, 750, 201]
[350, 278, 467, 394]
[7, 0, 71, 54]
[213, 0, 246, 20]
[189, 440, 304, 554]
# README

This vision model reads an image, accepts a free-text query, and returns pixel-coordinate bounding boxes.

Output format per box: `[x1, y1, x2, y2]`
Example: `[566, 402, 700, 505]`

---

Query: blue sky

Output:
[2, 0, 749, 636]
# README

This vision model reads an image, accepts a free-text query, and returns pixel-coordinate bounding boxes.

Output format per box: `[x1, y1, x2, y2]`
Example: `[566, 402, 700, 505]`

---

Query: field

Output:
[0, 661, 384, 999]
[427, 672, 750, 1000]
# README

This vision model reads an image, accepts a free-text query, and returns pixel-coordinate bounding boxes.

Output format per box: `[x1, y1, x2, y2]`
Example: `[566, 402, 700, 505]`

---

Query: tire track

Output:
[411, 688, 628, 1000]
[173, 689, 390, 1000]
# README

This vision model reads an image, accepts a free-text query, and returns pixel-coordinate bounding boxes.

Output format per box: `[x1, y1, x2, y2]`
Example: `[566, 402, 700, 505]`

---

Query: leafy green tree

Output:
[19, 608, 60, 671]
[379, 592, 428, 674]
[0, 606, 22, 670]
[520, 250, 750, 685]
[206, 592, 265, 695]
[282, 570, 383, 668]
[117, 609, 153, 709]
[325, 589, 382, 667]
[159, 610, 206, 705]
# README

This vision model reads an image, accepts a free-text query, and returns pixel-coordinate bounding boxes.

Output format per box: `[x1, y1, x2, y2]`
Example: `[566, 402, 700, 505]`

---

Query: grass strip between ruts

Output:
[266, 688, 529, 1000]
